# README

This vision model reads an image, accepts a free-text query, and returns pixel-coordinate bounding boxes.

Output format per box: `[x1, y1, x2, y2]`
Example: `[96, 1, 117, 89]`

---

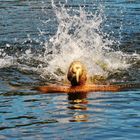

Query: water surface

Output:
[0, 0, 140, 139]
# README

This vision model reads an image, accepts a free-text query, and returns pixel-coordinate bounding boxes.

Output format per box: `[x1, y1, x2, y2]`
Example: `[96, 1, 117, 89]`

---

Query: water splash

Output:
[39, 2, 133, 81]
[0, 1, 139, 83]
[0, 47, 16, 68]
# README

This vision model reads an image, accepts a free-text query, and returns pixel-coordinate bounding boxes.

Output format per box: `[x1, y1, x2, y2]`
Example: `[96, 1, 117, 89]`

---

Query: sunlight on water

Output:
[0, 0, 139, 82]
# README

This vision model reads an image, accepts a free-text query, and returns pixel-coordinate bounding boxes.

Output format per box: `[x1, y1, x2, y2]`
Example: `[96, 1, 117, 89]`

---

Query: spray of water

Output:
[39, 2, 131, 81]
[0, 1, 139, 83]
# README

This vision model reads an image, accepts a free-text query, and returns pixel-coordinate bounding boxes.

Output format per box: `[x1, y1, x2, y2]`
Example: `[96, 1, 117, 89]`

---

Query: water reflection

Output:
[68, 92, 88, 104]
[68, 92, 89, 122]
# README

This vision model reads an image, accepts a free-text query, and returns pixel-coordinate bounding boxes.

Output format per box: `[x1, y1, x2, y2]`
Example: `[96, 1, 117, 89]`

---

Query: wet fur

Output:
[36, 61, 140, 93]
[67, 61, 87, 86]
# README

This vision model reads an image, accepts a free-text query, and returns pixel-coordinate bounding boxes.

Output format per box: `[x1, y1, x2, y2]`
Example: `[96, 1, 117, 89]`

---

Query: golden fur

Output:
[67, 61, 87, 86]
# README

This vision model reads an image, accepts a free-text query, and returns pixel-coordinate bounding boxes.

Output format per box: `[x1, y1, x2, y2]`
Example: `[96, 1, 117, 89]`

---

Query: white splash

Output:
[39, 2, 131, 81]
[0, 2, 139, 83]
[0, 48, 15, 68]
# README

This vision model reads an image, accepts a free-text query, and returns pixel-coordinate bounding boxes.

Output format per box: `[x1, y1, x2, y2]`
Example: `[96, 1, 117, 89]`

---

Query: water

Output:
[0, 0, 140, 139]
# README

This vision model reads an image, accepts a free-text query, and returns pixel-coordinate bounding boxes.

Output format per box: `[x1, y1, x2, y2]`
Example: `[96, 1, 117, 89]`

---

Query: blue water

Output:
[0, 0, 140, 140]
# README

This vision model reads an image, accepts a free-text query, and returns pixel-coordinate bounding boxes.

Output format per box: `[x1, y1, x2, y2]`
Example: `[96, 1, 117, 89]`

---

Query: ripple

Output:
[0, 0, 140, 140]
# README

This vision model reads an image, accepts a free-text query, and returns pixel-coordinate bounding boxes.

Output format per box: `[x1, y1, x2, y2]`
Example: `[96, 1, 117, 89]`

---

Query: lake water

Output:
[0, 0, 140, 139]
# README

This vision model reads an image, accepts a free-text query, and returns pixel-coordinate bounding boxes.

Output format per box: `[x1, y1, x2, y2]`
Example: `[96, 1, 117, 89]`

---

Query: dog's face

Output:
[67, 61, 87, 86]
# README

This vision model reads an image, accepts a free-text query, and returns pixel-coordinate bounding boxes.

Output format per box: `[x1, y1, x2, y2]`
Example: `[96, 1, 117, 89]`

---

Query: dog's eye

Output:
[76, 66, 80, 69]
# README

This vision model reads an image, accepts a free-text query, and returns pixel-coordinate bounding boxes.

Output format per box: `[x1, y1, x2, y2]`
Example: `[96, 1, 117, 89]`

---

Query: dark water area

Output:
[0, 0, 140, 139]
